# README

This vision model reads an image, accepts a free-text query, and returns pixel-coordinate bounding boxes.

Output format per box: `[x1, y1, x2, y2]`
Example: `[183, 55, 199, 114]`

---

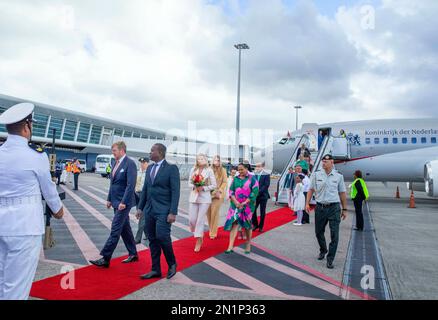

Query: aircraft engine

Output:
[424, 160, 438, 197]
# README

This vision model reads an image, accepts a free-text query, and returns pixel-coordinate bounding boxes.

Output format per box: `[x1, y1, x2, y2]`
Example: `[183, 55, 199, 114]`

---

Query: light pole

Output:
[234, 43, 249, 163]
[294, 105, 302, 131]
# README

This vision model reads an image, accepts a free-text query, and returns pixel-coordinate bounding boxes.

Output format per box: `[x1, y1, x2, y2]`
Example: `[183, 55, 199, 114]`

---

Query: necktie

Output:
[112, 160, 120, 177]
[150, 164, 158, 183]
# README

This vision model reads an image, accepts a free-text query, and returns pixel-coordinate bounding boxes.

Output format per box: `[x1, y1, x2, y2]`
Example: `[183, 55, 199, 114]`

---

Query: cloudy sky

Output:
[0, 0, 437, 142]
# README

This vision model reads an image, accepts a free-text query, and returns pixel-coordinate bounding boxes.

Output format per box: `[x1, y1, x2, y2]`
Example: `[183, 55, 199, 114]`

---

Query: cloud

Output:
[0, 0, 436, 144]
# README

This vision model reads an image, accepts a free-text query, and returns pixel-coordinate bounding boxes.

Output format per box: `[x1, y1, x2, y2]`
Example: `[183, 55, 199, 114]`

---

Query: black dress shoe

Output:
[140, 271, 162, 280]
[327, 260, 334, 269]
[122, 255, 139, 263]
[167, 264, 177, 279]
[317, 251, 328, 261]
[89, 258, 110, 268]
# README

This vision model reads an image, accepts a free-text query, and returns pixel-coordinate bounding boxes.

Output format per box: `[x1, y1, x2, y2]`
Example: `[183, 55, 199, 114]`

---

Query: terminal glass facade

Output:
[63, 120, 78, 141]
[89, 125, 103, 144]
[77, 123, 91, 143]
[47, 117, 63, 139]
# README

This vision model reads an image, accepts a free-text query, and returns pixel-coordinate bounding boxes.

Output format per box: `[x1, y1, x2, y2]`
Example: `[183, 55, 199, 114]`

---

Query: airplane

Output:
[253, 119, 438, 203]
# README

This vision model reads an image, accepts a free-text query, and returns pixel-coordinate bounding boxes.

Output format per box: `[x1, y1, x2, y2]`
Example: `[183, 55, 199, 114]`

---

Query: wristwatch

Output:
[342, 208, 348, 211]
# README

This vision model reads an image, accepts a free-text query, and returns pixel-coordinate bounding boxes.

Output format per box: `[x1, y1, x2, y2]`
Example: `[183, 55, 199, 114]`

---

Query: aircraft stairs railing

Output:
[275, 135, 309, 204]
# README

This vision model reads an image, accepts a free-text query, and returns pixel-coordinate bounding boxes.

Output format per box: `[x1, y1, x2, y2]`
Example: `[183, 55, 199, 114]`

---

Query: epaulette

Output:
[28, 142, 44, 153]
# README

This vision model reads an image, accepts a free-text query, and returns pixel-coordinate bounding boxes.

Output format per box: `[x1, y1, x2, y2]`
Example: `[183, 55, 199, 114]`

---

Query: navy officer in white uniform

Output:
[0, 103, 64, 300]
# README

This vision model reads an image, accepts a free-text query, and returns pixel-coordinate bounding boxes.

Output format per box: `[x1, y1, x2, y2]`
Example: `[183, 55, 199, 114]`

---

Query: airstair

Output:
[275, 132, 351, 204]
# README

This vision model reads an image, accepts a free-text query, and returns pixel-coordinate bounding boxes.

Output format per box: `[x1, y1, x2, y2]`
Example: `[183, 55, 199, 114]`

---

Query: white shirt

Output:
[151, 158, 165, 179]
[302, 175, 310, 193]
[0, 135, 63, 236]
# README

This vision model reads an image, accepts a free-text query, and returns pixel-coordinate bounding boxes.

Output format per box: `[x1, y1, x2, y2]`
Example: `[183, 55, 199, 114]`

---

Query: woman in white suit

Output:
[188, 154, 217, 252]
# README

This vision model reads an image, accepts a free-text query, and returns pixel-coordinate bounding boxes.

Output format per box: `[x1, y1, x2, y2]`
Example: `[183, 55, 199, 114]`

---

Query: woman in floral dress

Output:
[224, 163, 259, 254]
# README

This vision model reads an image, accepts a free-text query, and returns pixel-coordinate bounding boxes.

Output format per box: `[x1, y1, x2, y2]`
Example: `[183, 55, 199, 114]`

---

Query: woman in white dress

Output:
[188, 154, 217, 252]
[293, 174, 306, 226]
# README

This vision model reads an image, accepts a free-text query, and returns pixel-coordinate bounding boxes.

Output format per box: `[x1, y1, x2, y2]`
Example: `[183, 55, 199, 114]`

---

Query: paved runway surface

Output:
[33, 174, 438, 300]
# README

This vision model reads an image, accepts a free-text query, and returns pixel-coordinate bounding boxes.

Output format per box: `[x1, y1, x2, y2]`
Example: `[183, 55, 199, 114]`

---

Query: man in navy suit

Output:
[252, 162, 271, 232]
[90, 141, 138, 268]
[137, 143, 180, 280]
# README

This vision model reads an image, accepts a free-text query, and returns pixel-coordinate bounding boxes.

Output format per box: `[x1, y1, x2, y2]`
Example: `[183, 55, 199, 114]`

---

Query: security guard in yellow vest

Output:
[351, 170, 369, 231]
[72, 159, 81, 190]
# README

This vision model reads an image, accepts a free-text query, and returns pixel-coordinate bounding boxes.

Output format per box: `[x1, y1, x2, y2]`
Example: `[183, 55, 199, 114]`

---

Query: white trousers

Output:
[66, 171, 72, 183]
[287, 189, 294, 208]
[60, 170, 67, 183]
[188, 203, 210, 238]
[0, 235, 42, 300]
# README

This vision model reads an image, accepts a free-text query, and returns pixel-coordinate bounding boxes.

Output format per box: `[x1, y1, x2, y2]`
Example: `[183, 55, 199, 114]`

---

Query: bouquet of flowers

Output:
[192, 174, 206, 190]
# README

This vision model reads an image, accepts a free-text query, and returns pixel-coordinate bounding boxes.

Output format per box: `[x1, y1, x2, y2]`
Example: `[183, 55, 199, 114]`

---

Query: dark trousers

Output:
[302, 192, 310, 224]
[315, 203, 341, 262]
[56, 171, 62, 185]
[100, 207, 137, 260]
[353, 199, 364, 230]
[73, 173, 80, 190]
[145, 213, 176, 273]
[252, 197, 268, 230]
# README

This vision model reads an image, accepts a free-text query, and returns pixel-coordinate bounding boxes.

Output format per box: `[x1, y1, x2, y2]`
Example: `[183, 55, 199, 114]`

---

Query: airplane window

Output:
[402, 138, 408, 144]
[374, 138, 380, 144]
[432, 137, 437, 144]
[365, 138, 371, 144]
[383, 138, 389, 144]
[411, 137, 417, 144]
[393, 138, 398, 144]
[421, 137, 427, 144]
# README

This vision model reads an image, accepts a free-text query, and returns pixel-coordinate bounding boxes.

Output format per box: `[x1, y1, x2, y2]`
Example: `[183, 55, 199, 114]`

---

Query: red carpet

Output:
[30, 207, 296, 300]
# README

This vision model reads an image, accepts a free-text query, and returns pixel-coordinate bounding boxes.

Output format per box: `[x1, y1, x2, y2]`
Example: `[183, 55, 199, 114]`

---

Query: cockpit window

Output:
[279, 138, 288, 145]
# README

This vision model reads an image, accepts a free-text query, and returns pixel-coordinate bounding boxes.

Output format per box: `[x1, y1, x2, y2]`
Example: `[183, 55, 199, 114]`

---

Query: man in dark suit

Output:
[137, 143, 180, 280]
[252, 162, 271, 232]
[90, 141, 138, 268]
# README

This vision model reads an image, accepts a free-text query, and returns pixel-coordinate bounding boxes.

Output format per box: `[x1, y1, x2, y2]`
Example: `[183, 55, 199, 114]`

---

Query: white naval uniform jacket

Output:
[0, 134, 62, 236]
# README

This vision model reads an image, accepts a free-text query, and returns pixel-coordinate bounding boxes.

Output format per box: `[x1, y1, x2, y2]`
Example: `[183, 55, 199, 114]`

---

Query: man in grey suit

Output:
[90, 141, 138, 268]
[137, 143, 180, 280]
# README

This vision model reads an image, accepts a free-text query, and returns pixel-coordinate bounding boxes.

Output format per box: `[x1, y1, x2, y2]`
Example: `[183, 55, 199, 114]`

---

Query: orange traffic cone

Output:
[408, 190, 416, 208]
[395, 186, 400, 199]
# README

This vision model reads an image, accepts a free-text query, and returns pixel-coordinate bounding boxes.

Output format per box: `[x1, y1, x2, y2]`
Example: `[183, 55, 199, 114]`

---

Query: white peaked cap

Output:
[0, 102, 35, 125]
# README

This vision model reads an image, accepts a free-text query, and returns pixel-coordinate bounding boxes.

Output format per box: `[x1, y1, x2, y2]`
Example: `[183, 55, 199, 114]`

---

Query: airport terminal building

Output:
[0, 94, 178, 170]
[0, 94, 254, 176]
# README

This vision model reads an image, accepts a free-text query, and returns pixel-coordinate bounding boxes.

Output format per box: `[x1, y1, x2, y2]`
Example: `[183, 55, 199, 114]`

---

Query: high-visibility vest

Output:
[66, 163, 72, 172]
[351, 178, 369, 200]
[72, 163, 81, 174]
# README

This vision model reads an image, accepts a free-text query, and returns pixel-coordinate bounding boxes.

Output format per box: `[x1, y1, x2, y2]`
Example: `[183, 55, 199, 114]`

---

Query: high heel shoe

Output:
[194, 238, 203, 252]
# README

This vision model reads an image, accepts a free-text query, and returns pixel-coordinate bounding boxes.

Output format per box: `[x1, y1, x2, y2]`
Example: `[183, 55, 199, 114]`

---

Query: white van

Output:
[95, 154, 115, 177]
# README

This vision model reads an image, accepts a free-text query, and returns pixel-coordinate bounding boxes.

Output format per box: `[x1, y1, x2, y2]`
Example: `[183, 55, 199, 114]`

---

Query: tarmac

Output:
[32, 174, 438, 300]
